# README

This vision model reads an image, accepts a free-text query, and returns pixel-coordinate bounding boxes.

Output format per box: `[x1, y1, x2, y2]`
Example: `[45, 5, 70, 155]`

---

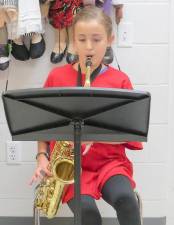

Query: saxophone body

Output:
[34, 141, 74, 219]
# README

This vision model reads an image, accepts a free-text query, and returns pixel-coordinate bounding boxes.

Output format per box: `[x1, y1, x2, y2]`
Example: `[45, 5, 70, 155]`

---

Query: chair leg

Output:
[33, 206, 40, 225]
[134, 191, 143, 225]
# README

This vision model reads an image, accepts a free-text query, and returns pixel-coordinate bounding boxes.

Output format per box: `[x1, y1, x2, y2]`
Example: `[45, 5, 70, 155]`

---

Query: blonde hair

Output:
[72, 6, 113, 38]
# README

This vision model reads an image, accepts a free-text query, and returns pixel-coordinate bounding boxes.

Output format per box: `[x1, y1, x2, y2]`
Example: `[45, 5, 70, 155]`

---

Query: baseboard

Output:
[0, 217, 166, 225]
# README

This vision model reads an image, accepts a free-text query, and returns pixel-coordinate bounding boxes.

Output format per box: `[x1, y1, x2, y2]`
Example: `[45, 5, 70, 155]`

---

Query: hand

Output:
[115, 5, 124, 25]
[29, 154, 52, 185]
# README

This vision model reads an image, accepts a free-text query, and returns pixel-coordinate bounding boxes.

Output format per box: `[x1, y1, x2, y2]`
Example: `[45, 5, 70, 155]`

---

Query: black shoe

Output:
[11, 41, 30, 61]
[50, 45, 67, 64]
[30, 35, 45, 59]
[103, 46, 113, 65]
[66, 52, 79, 64]
[0, 44, 10, 71]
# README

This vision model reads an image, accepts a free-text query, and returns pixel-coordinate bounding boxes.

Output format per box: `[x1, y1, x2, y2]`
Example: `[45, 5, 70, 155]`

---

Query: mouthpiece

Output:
[85, 56, 92, 67]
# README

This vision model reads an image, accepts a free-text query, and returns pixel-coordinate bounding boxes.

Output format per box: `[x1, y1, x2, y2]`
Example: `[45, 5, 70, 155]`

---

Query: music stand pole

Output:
[73, 120, 83, 225]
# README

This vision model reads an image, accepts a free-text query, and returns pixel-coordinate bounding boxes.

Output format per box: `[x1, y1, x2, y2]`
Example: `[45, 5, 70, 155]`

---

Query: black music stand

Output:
[2, 87, 150, 225]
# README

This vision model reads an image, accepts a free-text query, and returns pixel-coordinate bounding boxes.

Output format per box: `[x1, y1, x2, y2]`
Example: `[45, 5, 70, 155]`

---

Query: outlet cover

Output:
[118, 22, 134, 47]
[6, 141, 22, 164]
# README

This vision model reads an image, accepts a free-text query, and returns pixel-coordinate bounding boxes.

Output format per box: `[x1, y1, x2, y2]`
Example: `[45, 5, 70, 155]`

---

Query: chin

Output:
[93, 60, 103, 67]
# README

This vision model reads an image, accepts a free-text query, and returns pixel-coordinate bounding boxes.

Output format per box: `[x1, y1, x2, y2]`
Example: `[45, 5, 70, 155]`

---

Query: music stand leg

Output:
[73, 120, 82, 225]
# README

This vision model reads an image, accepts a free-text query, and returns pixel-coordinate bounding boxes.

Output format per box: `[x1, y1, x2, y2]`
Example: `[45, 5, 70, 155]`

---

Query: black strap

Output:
[77, 64, 102, 87]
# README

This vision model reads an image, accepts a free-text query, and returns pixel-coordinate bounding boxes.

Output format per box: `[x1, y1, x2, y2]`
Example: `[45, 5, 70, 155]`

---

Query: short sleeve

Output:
[43, 69, 55, 88]
[121, 74, 143, 150]
[121, 75, 133, 90]
[44, 77, 51, 88]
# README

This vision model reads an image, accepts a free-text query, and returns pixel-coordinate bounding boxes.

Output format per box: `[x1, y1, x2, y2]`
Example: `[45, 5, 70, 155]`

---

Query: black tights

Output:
[68, 175, 141, 225]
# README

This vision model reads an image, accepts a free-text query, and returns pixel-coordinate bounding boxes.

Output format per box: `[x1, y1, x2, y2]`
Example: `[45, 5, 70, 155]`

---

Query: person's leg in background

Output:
[0, 26, 10, 71]
[68, 195, 102, 225]
[101, 175, 141, 225]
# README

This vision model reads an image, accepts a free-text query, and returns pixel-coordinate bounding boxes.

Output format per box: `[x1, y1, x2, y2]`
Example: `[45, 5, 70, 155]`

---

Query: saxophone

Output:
[34, 57, 92, 220]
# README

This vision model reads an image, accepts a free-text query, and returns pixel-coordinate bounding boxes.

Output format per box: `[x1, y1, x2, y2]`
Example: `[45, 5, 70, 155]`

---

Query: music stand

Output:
[2, 87, 151, 225]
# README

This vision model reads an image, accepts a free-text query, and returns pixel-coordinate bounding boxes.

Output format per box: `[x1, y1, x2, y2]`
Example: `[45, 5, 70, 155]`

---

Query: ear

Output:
[108, 34, 115, 47]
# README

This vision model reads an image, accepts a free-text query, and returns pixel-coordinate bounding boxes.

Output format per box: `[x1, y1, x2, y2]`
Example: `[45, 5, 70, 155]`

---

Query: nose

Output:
[86, 40, 93, 50]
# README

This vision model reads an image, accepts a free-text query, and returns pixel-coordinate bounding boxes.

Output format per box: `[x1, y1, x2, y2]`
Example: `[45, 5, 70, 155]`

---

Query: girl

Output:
[30, 6, 142, 225]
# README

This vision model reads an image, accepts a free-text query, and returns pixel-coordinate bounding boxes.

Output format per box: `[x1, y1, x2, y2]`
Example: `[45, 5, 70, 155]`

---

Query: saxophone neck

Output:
[84, 56, 92, 87]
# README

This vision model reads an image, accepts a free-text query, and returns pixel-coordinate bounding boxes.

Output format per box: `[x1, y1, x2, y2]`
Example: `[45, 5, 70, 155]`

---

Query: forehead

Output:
[74, 20, 107, 35]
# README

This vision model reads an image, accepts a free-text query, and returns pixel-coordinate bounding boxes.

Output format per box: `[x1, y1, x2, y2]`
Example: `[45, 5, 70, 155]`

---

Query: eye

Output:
[93, 39, 101, 42]
[79, 39, 86, 42]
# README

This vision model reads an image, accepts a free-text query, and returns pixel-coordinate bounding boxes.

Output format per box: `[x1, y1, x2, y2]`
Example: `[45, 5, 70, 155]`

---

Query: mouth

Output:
[86, 55, 93, 59]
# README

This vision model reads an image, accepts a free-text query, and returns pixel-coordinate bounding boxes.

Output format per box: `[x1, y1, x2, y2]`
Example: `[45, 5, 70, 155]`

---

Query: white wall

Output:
[0, 0, 172, 221]
[166, 0, 174, 225]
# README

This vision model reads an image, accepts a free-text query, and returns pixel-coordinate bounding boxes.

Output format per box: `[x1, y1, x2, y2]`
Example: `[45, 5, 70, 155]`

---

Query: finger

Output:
[38, 173, 44, 180]
[35, 170, 43, 178]
[28, 175, 37, 185]
[44, 167, 52, 176]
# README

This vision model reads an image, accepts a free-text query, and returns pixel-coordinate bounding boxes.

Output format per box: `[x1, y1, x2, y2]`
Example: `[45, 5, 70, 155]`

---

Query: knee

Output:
[82, 200, 102, 225]
[113, 192, 139, 214]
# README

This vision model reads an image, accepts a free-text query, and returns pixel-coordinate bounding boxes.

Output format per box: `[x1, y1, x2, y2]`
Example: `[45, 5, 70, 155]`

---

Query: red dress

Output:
[49, 0, 83, 29]
[44, 64, 143, 203]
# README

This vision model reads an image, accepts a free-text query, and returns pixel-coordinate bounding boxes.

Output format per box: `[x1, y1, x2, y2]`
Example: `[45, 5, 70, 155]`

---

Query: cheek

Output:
[97, 44, 107, 55]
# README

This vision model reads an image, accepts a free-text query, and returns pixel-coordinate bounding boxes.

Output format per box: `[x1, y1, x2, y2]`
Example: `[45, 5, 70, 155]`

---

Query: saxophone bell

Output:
[34, 141, 74, 219]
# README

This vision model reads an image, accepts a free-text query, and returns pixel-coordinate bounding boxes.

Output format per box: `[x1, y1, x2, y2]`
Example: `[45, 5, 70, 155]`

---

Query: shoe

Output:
[66, 52, 78, 64]
[0, 44, 10, 71]
[30, 35, 45, 59]
[11, 40, 30, 61]
[0, 57, 9, 71]
[50, 45, 67, 64]
[102, 46, 113, 65]
[95, 0, 104, 7]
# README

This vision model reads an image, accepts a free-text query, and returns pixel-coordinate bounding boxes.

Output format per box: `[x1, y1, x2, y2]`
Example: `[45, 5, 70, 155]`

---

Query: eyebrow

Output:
[78, 34, 103, 37]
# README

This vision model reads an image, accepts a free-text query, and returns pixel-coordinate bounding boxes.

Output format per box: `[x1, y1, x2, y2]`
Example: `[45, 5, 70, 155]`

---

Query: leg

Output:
[0, 26, 10, 71]
[1, 0, 18, 23]
[66, 26, 74, 55]
[0, 9, 6, 28]
[50, 28, 67, 63]
[101, 175, 141, 225]
[40, 0, 50, 18]
[68, 195, 102, 225]
[66, 26, 78, 64]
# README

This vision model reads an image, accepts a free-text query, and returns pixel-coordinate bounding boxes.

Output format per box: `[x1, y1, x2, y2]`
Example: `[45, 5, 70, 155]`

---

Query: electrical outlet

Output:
[6, 141, 22, 164]
[118, 22, 134, 47]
